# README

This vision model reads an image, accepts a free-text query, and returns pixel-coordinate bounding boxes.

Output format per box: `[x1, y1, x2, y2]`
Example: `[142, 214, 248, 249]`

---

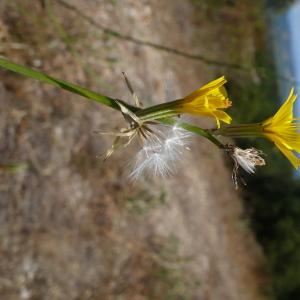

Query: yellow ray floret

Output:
[173, 76, 232, 128]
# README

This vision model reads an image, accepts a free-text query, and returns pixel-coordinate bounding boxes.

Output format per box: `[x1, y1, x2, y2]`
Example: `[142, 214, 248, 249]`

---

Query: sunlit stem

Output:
[136, 99, 183, 121]
[160, 118, 225, 149]
[214, 123, 265, 138]
[0, 58, 138, 112]
[138, 103, 226, 148]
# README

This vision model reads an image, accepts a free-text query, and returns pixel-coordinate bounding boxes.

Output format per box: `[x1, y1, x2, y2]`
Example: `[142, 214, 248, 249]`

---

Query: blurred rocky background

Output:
[1, 1, 299, 300]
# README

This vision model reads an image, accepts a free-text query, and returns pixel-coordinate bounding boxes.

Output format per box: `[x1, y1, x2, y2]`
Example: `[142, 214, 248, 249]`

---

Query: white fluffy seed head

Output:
[129, 122, 192, 180]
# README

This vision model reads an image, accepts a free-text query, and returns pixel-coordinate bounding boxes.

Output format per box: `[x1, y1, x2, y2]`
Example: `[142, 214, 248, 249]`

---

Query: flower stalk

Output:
[160, 118, 225, 149]
[215, 123, 265, 137]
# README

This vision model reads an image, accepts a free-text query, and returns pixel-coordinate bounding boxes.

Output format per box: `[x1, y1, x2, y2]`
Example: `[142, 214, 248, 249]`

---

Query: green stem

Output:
[215, 123, 264, 137]
[0, 57, 136, 111]
[160, 118, 225, 149]
[137, 99, 182, 120]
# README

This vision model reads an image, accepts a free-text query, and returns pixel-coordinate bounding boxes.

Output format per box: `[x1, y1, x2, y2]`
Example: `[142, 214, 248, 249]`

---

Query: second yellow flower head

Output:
[261, 88, 300, 169]
[218, 88, 300, 169]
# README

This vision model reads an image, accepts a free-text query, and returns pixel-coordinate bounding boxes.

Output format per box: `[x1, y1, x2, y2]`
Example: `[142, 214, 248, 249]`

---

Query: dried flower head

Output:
[95, 73, 194, 179]
[94, 72, 169, 161]
[226, 144, 266, 189]
[94, 100, 164, 160]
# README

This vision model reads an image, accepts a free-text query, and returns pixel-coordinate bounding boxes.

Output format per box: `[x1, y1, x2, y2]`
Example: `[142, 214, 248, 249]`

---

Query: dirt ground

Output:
[0, 1, 267, 299]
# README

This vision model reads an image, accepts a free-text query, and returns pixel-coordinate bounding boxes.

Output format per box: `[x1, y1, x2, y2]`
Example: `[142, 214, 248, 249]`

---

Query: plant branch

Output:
[0, 57, 135, 111]
[160, 118, 225, 149]
[0, 58, 224, 148]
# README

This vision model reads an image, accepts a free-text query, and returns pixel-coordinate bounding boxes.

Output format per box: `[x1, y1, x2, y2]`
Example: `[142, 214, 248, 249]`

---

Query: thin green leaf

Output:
[0, 57, 128, 110]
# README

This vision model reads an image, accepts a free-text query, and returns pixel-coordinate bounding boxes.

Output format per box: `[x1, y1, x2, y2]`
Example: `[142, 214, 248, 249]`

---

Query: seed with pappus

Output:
[130, 122, 192, 180]
[226, 144, 265, 189]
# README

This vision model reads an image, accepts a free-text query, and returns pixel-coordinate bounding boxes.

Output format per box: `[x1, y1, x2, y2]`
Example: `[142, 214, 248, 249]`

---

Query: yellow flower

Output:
[219, 88, 300, 169]
[261, 88, 300, 168]
[137, 76, 232, 128]
[174, 76, 232, 128]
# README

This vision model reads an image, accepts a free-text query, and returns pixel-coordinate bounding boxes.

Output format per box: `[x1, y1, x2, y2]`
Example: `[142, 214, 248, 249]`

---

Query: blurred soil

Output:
[0, 0, 267, 299]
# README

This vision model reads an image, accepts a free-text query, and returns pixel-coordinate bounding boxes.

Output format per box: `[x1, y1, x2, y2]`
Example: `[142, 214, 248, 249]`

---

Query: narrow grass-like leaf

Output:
[0, 57, 131, 111]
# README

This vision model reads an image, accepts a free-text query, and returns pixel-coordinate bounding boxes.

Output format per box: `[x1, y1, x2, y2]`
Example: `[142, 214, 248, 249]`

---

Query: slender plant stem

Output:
[0, 57, 135, 111]
[215, 123, 264, 137]
[160, 118, 225, 149]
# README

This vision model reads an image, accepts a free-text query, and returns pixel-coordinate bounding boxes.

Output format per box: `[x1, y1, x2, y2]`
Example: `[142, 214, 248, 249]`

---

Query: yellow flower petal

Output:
[260, 88, 300, 168]
[213, 110, 232, 123]
[184, 76, 228, 102]
[275, 141, 300, 169]
[271, 88, 296, 126]
[174, 76, 232, 127]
